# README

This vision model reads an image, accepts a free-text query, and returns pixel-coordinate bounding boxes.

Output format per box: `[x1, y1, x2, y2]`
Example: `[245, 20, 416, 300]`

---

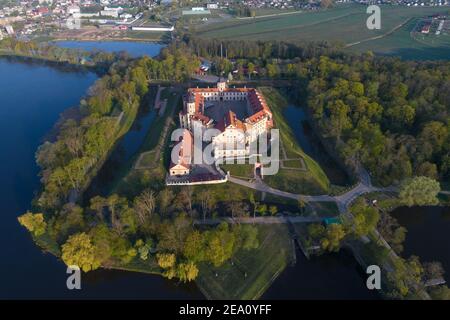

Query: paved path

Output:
[228, 165, 393, 213]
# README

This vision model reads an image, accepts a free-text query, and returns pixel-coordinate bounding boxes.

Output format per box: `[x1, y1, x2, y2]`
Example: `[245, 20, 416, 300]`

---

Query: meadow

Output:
[194, 4, 450, 59]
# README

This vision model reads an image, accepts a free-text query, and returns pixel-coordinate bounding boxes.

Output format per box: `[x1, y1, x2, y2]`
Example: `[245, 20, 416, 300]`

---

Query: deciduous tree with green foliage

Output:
[18, 212, 47, 237]
[399, 176, 440, 207]
[61, 232, 101, 272]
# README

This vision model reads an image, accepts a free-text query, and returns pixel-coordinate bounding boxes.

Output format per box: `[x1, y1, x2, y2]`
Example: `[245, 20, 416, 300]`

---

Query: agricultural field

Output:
[349, 14, 450, 59]
[194, 4, 450, 59]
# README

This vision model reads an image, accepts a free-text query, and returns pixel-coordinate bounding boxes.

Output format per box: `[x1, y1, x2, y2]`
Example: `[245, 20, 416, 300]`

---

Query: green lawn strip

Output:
[263, 167, 327, 195]
[192, 182, 256, 203]
[135, 150, 157, 168]
[196, 224, 293, 300]
[221, 163, 255, 179]
[112, 256, 162, 275]
[123, 30, 166, 41]
[282, 159, 305, 169]
[258, 87, 329, 194]
[306, 201, 340, 218]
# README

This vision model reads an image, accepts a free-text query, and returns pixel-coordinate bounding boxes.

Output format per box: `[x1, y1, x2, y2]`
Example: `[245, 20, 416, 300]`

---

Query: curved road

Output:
[228, 166, 395, 213]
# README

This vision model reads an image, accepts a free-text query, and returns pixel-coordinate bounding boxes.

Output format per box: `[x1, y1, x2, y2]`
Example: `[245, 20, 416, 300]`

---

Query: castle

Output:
[169, 80, 273, 177]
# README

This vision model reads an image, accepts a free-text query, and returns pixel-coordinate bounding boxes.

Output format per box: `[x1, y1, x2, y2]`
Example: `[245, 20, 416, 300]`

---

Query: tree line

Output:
[306, 54, 450, 185]
[0, 38, 120, 72]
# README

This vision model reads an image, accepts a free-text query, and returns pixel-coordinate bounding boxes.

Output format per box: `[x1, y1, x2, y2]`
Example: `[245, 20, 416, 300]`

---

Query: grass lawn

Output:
[195, 224, 293, 300]
[192, 182, 256, 203]
[122, 30, 167, 41]
[114, 255, 161, 275]
[258, 87, 330, 194]
[282, 159, 304, 169]
[306, 201, 340, 217]
[135, 150, 157, 169]
[221, 163, 255, 179]
[263, 167, 328, 195]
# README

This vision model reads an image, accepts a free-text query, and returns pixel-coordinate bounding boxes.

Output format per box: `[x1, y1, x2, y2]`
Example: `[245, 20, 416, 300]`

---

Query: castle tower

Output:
[186, 93, 196, 115]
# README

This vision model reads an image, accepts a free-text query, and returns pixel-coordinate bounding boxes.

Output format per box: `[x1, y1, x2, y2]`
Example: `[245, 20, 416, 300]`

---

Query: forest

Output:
[307, 54, 450, 186]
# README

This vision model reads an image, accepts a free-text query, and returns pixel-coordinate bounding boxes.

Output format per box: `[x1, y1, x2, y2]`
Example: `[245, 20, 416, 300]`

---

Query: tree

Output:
[227, 201, 249, 219]
[423, 261, 445, 282]
[378, 212, 407, 254]
[89, 224, 113, 265]
[399, 176, 440, 207]
[177, 262, 199, 282]
[61, 232, 100, 272]
[199, 190, 213, 221]
[183, 230, 206, 262]
[156, 253, 176, 269]
[18, 212, 47, 237]
[266, 63, 278, 78]
[234, 225, 259, 250]
[158, 188, 174, 216]
[298, 198, 306, 215]
[204, 223, 235, 267]
[320, 224, 346, 252]
[135, 239, 153, 261]
[249, 192, 257, 219]
[180, 186, 194, 215]
[307, 223, 325, 240]
[430, 285, 450, 300]
[350, 203, 380, 237]
[89, 196, 106, 221]
[247, 62, 255, 79]
[133, 189, 156, 225]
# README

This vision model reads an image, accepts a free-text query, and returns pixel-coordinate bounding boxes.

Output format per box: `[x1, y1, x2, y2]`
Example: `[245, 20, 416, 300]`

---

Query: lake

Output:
[54, 41, 165, 58]
[0, 41, 380, 299]
[392, 206, 450, 284]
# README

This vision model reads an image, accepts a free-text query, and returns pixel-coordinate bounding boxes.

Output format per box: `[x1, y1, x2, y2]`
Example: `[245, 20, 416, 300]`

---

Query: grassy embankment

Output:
[195, 4, 450, 60]
[31, 79, 143, 256]
[113, 87, 181, 197]
[258, 87, 330, 195]
[221, 163, 255, 180]
[196, 224, 293, 300]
